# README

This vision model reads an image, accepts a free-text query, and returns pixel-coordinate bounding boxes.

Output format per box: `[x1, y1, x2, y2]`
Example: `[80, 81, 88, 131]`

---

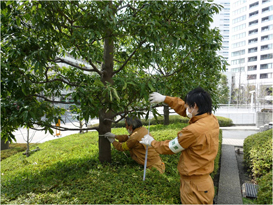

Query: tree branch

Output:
[31, 124, 99, 132]
[32, 94, 80, 105]
[55, 57, 101, 75]
[112, 40, 146, 76]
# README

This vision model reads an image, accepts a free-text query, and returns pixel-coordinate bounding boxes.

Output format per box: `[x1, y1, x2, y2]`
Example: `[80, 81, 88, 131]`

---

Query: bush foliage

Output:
[256, 171, 273, 204]
[1, 123, 222, 204]
[113, 114, 233, 128]
[243, 129, 272, 204]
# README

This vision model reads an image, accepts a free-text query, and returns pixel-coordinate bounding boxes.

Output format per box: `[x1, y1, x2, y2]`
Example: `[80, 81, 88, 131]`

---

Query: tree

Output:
[217, 74, 229, 104]
[1, 1, 225, 162]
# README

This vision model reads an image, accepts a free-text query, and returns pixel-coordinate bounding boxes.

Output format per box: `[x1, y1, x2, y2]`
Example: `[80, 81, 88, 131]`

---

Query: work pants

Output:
[180, 174, 214, 204]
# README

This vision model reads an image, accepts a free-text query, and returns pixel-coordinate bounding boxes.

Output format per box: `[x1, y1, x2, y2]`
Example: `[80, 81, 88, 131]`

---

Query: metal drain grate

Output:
[242, 183, 258, 198]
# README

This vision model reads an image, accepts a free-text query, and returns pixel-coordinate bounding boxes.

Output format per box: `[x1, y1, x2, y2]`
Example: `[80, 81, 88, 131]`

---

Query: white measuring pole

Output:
[143, 105, 151, 181]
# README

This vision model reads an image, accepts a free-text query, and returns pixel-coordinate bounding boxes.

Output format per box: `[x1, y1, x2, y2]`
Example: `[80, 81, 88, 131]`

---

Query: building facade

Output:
[228, 0, 273, 104]
[211, 0, 231, 62]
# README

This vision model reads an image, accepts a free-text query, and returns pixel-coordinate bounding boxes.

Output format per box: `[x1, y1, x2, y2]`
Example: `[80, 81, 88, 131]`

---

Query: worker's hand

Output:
[104, 132, 115, 138]
[104, 132, 115, 143]
[149, 92, 166, 104]
[106, 136, 115, 143]
[140, 134, 155, 146]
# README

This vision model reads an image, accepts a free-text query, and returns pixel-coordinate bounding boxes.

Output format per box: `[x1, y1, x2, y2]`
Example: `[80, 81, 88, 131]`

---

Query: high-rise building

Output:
[211, 0, 231, 62]
[228, 0, 273, 104]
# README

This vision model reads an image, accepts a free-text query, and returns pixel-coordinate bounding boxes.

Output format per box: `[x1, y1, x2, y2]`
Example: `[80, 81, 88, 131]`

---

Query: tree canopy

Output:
[1, 0, 226, 162]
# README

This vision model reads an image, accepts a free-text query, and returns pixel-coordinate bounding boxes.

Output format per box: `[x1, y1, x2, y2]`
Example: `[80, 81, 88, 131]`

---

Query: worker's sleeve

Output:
[151, 140, 175, 155]
[151, 127, 195, 154]
[115, 135, 129, 142]
[112, 138, 138, 152]
[164, 96, 186, 117]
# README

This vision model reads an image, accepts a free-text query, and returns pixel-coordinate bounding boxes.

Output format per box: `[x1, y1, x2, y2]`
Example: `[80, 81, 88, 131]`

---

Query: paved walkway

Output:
[217, 126, 259, 204]
[12, 119, 99, 143]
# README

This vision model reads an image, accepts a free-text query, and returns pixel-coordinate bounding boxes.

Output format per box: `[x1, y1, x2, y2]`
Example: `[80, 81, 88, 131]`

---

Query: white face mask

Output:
[186, 108, 194, 119]
[127, 129, 132, 134]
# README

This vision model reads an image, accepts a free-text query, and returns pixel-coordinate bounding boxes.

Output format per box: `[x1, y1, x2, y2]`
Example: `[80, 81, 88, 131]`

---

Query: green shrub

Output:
[1, 123, 222, 204]
[216, 116, 233, 127]
[256, 171, 273, 204]
[113, 114, 233, 127]
[243, 129, 272, 179]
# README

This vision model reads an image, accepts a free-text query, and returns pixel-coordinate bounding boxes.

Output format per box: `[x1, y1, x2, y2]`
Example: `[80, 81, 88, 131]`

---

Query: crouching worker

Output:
[140, 87, 219, 204]
[104, 116, 165, 174]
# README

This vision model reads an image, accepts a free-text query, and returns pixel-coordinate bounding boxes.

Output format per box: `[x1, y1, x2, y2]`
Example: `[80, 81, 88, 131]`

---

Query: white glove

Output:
[149, 92, 166, 104]
[106, 136, 115, 143]
[104, 132, 115, 143]
[140, 134, 155, 146]
[104, 132, 115, 138]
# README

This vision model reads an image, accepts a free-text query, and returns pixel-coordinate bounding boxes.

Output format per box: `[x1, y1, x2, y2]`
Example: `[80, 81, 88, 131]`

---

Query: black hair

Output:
[125, 117, 143, 130]
[184, 87, 212, 115]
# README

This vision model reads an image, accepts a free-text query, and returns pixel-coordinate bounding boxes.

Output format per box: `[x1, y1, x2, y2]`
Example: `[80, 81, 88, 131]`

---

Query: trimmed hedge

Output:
[243, 129, 272, 179]
[243, 129, 272, 204]
[256, 171, 272, 204]
[113, 114, 233, 128]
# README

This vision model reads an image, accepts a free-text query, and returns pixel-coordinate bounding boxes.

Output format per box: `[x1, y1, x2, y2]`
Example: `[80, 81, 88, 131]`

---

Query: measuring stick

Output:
[143, 105, 151, 181]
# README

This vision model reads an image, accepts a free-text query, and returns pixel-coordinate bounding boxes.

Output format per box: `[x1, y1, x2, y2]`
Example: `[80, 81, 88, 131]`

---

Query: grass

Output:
[1, 122, 221, 204]
[1, 143, 39, 161]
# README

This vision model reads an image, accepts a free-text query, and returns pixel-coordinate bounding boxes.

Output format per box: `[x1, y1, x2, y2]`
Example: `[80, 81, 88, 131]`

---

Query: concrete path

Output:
[12, 119, 99, 143]
[217, 127, 259, 204]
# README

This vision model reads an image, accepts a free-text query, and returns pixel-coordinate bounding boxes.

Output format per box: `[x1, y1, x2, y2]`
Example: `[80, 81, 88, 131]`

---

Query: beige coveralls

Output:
[112, 126, 165, 174]
[151, 96, 219, 204]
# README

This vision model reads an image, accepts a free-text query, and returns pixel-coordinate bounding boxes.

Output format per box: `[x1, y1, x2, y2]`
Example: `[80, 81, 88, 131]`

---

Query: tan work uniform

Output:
[112, 126, 165, 174]
[151, 96, 219, 204]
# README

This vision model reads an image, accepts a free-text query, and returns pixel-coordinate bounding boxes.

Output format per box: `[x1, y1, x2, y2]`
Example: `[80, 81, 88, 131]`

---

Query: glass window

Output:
[261, 25, 271, 32]
[261, 63, 273, 69]
[233, 0, 246, 7]
[260, 73, 268, 79]
[248, 56, 257, 62]
[261, 53, 273, 60]
[249, 19, 258, 26]
[231, 58, 245, 65]
[233, 15, 246, 24]
[247, 74, 257, 80]
[249, 29, 258, 35]
[248, 47, 258, 53]
[262, 15, 273, 22]
[248, 65, 257, 71]
[249, 2, 259, 9]
[233, 6, 247, 15]
[232, 32, 246, 40]
[262, 6, 273, 13]
[262, 0, 271, 4]
[231, 49, 245, 57]
[248, 38, 258, 44]
[231, 67, 245, 72]
[232, 23, 246, 32]
[232, 40, 246, 48]
[261, 44, 273, 51]
[249, 11, 258, 17]
[261, 34, 273, 41]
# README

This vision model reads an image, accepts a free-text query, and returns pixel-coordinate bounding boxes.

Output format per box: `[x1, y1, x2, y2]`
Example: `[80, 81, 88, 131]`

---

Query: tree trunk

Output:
[99, 1, 115, 163]
[163, 104, 170, 125]
[26, 128, 30, 157]
[98, 109, 112, 163]
[1, 138, 9, 150]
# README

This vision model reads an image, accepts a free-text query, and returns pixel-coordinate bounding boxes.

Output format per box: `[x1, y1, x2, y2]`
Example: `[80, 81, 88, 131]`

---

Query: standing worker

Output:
[140, 87, 219, 204]
[105, 116, 165, 174]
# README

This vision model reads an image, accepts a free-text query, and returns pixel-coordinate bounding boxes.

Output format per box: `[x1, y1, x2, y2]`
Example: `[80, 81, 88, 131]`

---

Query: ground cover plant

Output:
[1, 123, 222, 204]
[1, 143, 39, 161]
[243, 129, 272, 204]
